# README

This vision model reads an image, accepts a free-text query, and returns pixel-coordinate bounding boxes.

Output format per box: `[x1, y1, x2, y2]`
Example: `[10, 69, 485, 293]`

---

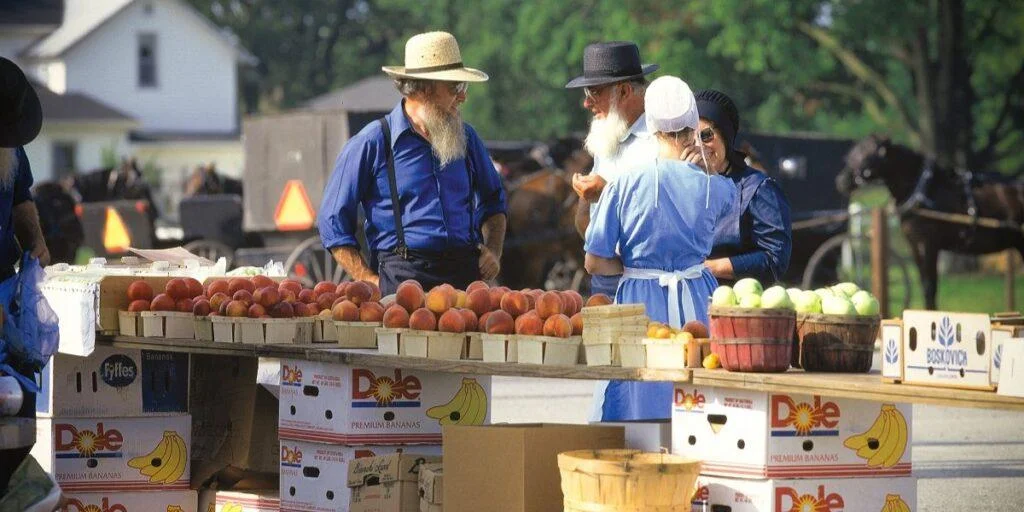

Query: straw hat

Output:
[382, 32, 488, 82]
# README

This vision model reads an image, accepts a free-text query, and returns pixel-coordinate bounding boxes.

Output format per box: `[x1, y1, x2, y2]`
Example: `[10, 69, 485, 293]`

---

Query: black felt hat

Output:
[565, 41, 659, 89]
[0, 57, 43, 148]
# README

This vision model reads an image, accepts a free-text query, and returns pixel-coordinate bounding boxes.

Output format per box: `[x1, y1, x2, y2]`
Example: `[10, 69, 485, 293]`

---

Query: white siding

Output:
[22, 124, 133, 183]
[62, 0, 238, 134]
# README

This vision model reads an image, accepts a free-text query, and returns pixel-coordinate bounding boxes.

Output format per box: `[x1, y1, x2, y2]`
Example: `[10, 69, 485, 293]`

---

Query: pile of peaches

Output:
[379, 279, 613, 338]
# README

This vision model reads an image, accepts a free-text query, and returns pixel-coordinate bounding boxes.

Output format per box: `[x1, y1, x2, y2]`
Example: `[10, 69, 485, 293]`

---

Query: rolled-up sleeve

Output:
[584, 178, 622, 259]
[13, 147, 34, 205]
[729, 178, 792, 284]
[467, 127, 506, 223]
[318, 135, 374, 250]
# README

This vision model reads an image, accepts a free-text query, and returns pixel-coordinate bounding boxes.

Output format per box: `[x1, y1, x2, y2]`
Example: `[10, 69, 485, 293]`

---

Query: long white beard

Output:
[584, 96, 630, 159]
[0, 148, 16, 189]
[423, 103, 467, 166]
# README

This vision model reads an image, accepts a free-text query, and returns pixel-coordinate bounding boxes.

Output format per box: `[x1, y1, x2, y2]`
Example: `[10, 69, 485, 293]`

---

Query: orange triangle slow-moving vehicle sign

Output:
[103, 206, 132, 253]
[274, 180, 315, 231]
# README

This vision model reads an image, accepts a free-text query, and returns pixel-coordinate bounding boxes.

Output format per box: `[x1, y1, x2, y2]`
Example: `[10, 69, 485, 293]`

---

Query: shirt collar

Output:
[385, 100, 414, 148]
[619, 114, 651, 143]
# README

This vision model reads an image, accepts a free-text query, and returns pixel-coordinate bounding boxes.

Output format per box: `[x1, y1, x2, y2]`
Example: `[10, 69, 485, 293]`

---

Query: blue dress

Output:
[585, 158, 736, 421]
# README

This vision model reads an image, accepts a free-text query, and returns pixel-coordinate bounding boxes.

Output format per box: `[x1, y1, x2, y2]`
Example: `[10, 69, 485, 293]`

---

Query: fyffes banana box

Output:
[671, 386, 912, 479]
[32, 415, 192, 491]
[692, 475, 916, 512]
[37, 346, 189, 417]
[901, 310, 993, 390]
[277, 359, 491, 444]
[279, 439, 441, 512]
[60, 491, 198, 512]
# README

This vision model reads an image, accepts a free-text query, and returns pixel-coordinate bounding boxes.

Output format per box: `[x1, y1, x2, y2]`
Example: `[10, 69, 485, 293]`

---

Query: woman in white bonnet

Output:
[585, 75, 736, 421]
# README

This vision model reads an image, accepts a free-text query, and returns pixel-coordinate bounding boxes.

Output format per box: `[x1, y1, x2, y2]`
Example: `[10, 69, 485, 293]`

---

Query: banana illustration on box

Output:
[127, 430, 188, 484]
[222, 504, 244, 512]
[843, 404, 907, 468]
[167, 506, 185, 512]
[426, 378, 487, 425]
[881, 494, 911, 512]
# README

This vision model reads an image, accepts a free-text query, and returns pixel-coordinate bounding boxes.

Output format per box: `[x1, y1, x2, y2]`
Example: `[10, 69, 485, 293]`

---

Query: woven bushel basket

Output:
[559, 449, 702, 512]
[795, 313, 880, 372]
[709, 307, 796, 372]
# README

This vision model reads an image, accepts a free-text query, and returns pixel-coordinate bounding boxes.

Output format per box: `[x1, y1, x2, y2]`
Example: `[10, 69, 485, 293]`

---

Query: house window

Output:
[52, 141, 77, 178]
[138, 33, 157, 88]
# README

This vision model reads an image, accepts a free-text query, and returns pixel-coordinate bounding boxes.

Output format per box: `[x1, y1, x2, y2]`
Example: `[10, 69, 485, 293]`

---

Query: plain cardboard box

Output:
[997, 340, 1024, 398]
[418, 463, 443, 511]
[279, 439, 441, 512]
[901, 310, 993, 389]
[278, 359, 491, 445]
[198, 489, 280, 512]
[991, 327, 1016, 386]
[348, 453, 442, 512]
[59, 491, 197, 512]
[590, 420, 671, 452]
[693, 475, 917, 512]
[36, 346, 189, 417]
[442, 423, 625, 512]
[32, 415, 191, 492]
[672, 385, 912, 479]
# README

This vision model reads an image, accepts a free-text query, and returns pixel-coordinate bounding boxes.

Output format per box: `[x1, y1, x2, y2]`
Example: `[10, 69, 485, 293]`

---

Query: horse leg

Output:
[919, 243, 940, 310]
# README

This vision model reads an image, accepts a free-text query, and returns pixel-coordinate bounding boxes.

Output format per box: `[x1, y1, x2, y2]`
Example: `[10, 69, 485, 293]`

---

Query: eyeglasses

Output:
[583, 84, 613, 101]
[446, 81, 468, 95]
[699, 128, 716, 144]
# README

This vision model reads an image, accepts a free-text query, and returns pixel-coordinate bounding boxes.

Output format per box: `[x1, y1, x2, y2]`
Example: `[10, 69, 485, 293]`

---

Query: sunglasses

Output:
[445, 81, 468, 95]
[699, 128, 716, 144]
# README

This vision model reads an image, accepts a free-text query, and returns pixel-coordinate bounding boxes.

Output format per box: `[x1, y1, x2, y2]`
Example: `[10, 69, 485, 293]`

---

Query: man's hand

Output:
[572, 173, 606, 203]
[478, 245, 500, 281]
[31, 239, 50, 266]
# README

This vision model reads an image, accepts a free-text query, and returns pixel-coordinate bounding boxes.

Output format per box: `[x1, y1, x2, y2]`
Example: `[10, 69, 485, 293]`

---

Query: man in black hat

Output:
[0, 57, 50, 276]
[566, 41, 658, 297]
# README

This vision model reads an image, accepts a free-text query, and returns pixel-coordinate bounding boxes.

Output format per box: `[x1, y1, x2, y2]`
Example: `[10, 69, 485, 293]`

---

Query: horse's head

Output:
[836, 134, 894, 196]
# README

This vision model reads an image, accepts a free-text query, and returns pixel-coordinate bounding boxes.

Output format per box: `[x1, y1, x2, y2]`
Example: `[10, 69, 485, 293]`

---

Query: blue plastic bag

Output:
[0, 253, 59, 393]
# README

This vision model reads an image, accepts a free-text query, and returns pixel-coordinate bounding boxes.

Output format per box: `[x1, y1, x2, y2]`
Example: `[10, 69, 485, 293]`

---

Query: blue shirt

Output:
[1, 148, 35, 273]
[318, 101, 507, 252]
[710, 164, 792, 285]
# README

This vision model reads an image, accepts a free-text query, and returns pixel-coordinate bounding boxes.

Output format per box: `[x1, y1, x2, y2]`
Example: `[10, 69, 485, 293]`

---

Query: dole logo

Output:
[770, 395, 840, 436]
[63, 497, 128, 512]
[55, 423, 123, 458]
[352, 368, 422, 407]
[281, 445, 303, 467]
[673, 388, 705, 412]
[775, 485, 844, 512]
[281, 364, 303, 386]
[100, 354, 137, 388]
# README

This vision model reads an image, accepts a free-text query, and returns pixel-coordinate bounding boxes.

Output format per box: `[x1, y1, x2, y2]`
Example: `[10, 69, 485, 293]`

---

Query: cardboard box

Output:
[198, 490, 281, 512]
[997, 340, 1024, 398]
[991, 327, 1015, 386]
[442, 423, 625, 512]
[60, 491, 197, 512]
[418, 463, 443, 510]
[692, 475, 917, 512]
[279, 439, 441, 512]
[278, 359, 491, 445]
[36, 346, 189, 417]
[672, 386, 912, 479]
[32, 415, 192, 492]
[591, 420, 672, 452]
[901, 310, 993, 389]
[880, 319, 903, 382]
[348, 453, 442, 512]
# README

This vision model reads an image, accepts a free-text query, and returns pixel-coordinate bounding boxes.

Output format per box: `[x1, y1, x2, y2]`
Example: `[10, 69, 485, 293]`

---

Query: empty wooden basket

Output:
[558, 449, 702, 512]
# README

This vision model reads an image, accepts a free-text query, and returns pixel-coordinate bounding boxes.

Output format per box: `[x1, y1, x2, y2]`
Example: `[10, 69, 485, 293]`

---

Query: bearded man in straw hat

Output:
[319, 32, 507, 294]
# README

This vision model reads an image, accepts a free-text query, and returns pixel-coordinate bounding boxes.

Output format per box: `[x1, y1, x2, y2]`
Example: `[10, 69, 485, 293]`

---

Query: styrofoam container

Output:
[481, 333, 516, 362]
[515, 335, 581, 365]
[901, 310, 993, 389]
[141, 311, 195, 339]
[692, 475, 916, 512]
[60, 491, 197, 512]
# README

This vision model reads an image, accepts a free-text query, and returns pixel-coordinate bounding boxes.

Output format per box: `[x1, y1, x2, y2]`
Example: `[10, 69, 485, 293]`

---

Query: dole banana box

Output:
[60, 491, 198, 512]
[279, 439, 441, 512]
[197, 490, 281, 512]
[672, 386, 912, 479]
[37, 346, 189, 417]
[691, 475, 916, 512]
[900, 310, 993, 389]
[32, 415, 192, 492]
[278, 359, 491, 444]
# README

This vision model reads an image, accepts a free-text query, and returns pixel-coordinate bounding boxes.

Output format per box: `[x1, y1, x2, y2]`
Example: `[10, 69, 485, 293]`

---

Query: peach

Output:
[395, 281, 425, 313]
[218, 300, 230, 316]
[524, 292, 536, 310]
[409, 308, 437, 331]
[205, 279, 229, 297]
[184, 278, 204, 299]
[359, 301, 385, 323]
[570, 312, 583, 335]
[128, 299, 150, 312]
[485, 310, 515, 335]
[365, 281, 382, 302]
[565, 291, 584, 314]
[228, 278, 255, 296]
[682, 320, 709, 339]
[254, 286, 281, 308]
[457, 308, 479, 332]
[248, 303, 267, 318]
[165, 278, 189, 301]
[208, 292, 230, 312]
[150, 293, 176, 312]
[225, 300, 249, 318]
[332, 300, 359, 322]
[345, 281, 372, 305]
[487, 287, 506, 312]
[294, 302, 318, 317]
[425, 287, 455, 315]
[401, 279, 424, 290]
[126, 280, 153, 302]
[317, 308, 332, 319]
[536, 291, 564, 319]
[251, 275, 276, 290]
[335, 281, 350, 297]
[278, 279, 303, 296]
[269, 302, 295, 318]
[466, 280, 489, 294]
[316, 292, 338, 311]
[557, 291, 576, 316]
[586, 293, 613, 307]
[438, 309, 466, 333]
[279, 288, 298, 303]
[232, 289, 254, 306]
[192, 299, 211, 316]
[465, 288, 491, 317]
[543, 314, 572, 338]
[297, 289, 316, 304]
[500, 291, 530, 318]
[311, 281, 334, 298]
[515, 311, 544, 335]
[455, 290, 467, 308]
[383, 305, 410, 328]
[175, 298, 194, 313]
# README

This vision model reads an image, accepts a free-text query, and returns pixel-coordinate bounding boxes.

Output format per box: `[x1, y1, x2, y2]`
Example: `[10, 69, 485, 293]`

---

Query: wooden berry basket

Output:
[709, 307, 796, 373]
[558, 449, 701, 511]
[795, 313, 881, 372]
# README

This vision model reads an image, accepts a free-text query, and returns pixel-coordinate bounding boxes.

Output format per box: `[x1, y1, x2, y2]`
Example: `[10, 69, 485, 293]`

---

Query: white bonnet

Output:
[644, 76, 699, 134]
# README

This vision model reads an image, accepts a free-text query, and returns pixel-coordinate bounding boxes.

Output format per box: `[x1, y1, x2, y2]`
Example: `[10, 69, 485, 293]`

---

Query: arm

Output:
[583, 176, 623, 276]
[478, 213, 506, 280]
[574, 198, 590, 238]
[318, 133, 376, 281]
[585, 253, 623, 275]
[468, 128, 509, 280]
[11, 149, 48, 265]
[722, 178, 792, 284]
[330, 246, 378, 284]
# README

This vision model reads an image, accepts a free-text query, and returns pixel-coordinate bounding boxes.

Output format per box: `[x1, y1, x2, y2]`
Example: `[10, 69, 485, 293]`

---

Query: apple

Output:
[738, 294, 761, 309]
[711, 286, 738, 307]
[760, 286, 793, 309]
[786, 287, 802, 303]
[822, 295, 857, 316]
[794, 290, 823, 314]
[835, 282, 861, 298]
[830, 286, 851, 299]
[733, 278, 763, 298]
[852, 291, 880, 315]
[814, 288, 834, 300]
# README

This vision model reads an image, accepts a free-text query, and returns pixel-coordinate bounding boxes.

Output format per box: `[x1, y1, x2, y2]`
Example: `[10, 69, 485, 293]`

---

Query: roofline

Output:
[42, 119, 139, 130]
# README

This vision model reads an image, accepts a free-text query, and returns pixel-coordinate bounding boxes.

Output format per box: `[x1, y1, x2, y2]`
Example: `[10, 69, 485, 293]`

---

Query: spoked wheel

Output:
[543, 256, 585, 292]
[183, 239, 234, 268]
[284, 235, 348, 288]
[802, 233, 914, 310]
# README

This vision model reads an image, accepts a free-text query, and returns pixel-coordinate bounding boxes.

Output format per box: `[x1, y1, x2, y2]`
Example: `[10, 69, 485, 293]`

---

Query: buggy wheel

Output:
[801, 233, 913, 311]
[183, 239, 234, 268]
[284, 235, 348, 288]
[543, 255, 586, 292]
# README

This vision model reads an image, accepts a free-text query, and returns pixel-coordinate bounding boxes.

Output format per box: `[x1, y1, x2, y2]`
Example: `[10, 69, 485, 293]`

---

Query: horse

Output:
[32, 182, 84, 264]
[836, 134, 1024, 309]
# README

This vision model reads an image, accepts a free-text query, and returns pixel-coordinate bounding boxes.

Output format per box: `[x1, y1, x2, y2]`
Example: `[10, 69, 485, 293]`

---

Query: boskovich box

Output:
[692, 475, 917, 512]
[59, 491, 197, 512]
[880, 319, 903, 382]
[990, 326, 1015, 386]
[348, 453, 442, 512]
[672, 386, 912, 479]
[279, 439, 441, 512]
[198, 490, 281, 512]
[32, 415, 192, 492]
[901, 310, 993, 389]
[36, 346, 189, 417]
[277, 359, 491, 445]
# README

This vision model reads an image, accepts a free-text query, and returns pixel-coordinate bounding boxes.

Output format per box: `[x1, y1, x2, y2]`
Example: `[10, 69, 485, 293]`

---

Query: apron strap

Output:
[622, 264, 706, 329]
[379, 117, 408, 260]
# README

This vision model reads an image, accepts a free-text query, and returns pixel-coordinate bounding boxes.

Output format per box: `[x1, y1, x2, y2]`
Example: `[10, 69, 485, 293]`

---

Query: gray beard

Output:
[584, 96, 630, 159]
[0, 148, 16, 189]
[423, 103, 467, 166]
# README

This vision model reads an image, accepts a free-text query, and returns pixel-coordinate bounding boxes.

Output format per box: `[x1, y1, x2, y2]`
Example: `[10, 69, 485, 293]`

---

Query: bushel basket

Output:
[708, 307, 795, 372]
[795, 313, 881, 372]
[558, 449, 701, 512]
